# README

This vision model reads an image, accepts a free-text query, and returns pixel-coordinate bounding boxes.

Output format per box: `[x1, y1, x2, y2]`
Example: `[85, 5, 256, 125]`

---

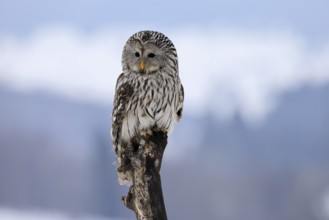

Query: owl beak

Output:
[140, 59, 145, 73]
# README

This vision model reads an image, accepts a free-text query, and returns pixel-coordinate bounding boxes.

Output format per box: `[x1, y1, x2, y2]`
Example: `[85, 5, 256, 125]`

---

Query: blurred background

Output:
[1, 0, 329, 219]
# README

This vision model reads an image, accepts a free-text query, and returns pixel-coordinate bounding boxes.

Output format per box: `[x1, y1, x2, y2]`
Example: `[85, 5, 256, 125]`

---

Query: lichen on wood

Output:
[121, 129, 168, 220]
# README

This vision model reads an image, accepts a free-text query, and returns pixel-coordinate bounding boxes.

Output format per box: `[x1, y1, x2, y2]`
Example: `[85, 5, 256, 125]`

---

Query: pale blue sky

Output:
[0, 0, 328, 41]
[1, 0, 329, 124]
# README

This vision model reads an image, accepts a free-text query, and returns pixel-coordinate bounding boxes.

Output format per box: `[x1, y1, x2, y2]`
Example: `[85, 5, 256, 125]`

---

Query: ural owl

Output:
[111, 30, 184, 185]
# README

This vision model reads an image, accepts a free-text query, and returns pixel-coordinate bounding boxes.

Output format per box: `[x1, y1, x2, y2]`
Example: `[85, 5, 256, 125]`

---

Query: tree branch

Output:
[121, 129, 168, 220]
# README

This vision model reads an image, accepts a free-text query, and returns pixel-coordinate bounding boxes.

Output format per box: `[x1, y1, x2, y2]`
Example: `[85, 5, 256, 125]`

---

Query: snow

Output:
[1, 27, 329, 125]
[0, 208, 121, 220]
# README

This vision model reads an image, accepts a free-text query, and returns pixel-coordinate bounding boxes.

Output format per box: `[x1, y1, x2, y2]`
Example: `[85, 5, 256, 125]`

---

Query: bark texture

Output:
[121, 130, 168, 220]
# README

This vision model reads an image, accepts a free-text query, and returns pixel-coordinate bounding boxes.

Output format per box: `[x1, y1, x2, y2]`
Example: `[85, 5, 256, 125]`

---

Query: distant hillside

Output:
[0, 83, 329, 220]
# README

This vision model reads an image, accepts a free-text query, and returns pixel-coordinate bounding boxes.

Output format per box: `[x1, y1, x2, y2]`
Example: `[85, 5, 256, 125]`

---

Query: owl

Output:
[111, 30, 184, 185]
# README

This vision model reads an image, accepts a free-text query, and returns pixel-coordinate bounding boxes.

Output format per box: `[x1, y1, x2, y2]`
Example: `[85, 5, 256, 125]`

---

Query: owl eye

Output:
[148, 53, 155, 58]
[135, 52, 140, 57]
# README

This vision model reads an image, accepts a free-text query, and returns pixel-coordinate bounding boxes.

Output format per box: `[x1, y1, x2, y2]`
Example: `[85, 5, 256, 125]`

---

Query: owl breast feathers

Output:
[111, 30, 184, 185]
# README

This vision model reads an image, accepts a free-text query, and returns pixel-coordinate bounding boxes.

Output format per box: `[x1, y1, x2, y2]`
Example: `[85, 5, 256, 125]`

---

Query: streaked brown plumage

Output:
[111, 30, 184, 185]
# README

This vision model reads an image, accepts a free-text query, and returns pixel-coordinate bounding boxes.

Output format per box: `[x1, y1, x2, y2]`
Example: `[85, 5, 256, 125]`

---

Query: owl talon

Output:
[140, 130, 153, 138]
[153, 127, 168, 134]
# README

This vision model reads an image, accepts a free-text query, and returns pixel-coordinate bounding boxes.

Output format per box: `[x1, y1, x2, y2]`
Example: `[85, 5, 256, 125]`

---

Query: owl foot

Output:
[140, 130, 153, 138]
[152, 127, 168, 135]
[139, 128, 168, 138]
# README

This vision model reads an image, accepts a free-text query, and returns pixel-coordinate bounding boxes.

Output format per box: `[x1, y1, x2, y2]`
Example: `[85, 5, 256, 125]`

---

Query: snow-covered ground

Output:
[0, 208, 123, 220]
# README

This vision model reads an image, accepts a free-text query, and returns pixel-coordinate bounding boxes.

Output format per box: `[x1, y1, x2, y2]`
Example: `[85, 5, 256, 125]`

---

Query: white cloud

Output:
[173, 28, 329, 124]
[0, 27, 329, 125]
[0, 27, 124, 103]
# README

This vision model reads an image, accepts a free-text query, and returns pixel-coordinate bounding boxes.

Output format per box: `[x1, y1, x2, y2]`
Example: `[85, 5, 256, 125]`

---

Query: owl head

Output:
[122, 30, 178, 75]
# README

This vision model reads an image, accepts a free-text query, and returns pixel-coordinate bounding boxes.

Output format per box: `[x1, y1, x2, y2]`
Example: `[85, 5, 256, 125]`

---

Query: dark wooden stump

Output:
[121, 130, 168, 220]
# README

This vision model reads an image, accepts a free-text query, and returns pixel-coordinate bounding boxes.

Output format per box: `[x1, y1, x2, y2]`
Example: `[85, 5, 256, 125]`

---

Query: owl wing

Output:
[176, 83, 184, 122]
[111, 73, 134, 154]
